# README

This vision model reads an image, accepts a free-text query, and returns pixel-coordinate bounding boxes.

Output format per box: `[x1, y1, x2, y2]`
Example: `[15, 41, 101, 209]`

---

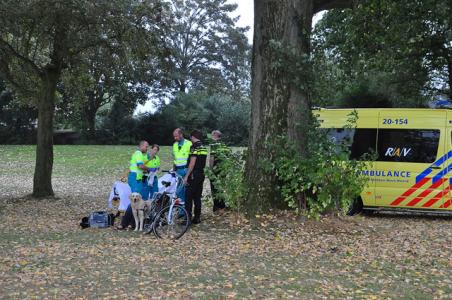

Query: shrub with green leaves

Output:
[271, 111, 372, 218]
[206, 150, 247, 212]
[208, 112, 371, 219]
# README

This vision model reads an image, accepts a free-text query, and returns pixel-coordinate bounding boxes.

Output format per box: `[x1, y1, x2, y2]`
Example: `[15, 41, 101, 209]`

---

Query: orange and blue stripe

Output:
[391, 150, 452, 208]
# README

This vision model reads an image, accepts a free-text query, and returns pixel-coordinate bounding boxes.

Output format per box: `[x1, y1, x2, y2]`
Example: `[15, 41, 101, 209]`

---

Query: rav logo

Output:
[385, 147, 412, 157]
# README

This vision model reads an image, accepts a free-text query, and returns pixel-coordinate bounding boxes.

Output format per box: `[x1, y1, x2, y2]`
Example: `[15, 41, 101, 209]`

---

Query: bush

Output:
[206, 150, 247, 211]
[0, 84, 37, 144]
[211, 111, 371, 219]
[271, 111, 372, 218]
[135, 92, 250, 146]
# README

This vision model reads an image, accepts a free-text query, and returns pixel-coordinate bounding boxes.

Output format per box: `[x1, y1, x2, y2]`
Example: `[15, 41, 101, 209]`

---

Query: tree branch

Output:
[0, 38, 43, 76]
[313, 0, 354, 14]
[0, 57, 34, 95]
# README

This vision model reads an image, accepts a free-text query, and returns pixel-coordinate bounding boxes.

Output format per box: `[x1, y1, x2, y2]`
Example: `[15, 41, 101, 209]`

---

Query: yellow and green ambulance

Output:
[316, 108, 452, 215]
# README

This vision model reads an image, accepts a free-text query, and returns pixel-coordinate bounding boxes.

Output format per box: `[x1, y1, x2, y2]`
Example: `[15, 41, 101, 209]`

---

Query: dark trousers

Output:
[121, 205, 135, 228]
[210, 178, 225, 211]
[185, 171, 205, 221]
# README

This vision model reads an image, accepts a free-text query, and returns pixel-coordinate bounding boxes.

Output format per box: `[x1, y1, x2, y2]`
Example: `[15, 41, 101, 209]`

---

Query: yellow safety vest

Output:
[210, 142, 231, 157]
[173, 139, 192, 167]
[129, 150, 145, 180]
[145, 154, 160, 172]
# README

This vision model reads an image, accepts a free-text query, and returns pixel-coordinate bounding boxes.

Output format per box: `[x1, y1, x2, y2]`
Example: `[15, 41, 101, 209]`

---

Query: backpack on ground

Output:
[80, 211, 115, 229]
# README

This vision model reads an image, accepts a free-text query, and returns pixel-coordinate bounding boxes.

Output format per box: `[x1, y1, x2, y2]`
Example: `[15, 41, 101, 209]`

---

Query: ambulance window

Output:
[326, 128, 377, 160]
[377, 129, 439, 163]
[349, 129, 377, 160]
[326, 128, 355, 146]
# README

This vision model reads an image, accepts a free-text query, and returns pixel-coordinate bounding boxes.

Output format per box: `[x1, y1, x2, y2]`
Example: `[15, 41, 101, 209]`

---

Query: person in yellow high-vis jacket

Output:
[142, 144, 160, 200]
[118, 140, 149, 230]
[173, 128, 192, 203]
[127, 140, 149, 194]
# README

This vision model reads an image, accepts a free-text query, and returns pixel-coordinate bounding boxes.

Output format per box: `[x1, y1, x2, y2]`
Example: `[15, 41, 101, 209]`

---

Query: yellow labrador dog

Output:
[129, 192, 151, 231]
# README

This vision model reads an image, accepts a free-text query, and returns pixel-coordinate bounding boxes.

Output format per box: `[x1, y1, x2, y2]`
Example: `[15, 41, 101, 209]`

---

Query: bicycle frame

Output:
[162, 170, 185, 225]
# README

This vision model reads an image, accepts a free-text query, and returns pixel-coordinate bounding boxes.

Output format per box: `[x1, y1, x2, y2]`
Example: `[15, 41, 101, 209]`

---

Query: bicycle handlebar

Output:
[161, 170, 184, 180]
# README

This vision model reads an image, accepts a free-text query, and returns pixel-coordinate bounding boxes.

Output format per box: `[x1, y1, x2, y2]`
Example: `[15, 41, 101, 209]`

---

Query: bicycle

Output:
[143, 170, 190, 239]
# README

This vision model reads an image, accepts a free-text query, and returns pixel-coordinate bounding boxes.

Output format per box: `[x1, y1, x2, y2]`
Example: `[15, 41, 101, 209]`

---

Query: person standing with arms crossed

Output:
[172, 128, 192, 203]
[184, 130, 208, 224]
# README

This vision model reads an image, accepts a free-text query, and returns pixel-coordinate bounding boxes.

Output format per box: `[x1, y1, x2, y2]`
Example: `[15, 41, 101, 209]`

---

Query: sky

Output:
[227, 1, 325, 43]
[228, 0, 254, 42]
[134, 1, 324, 114]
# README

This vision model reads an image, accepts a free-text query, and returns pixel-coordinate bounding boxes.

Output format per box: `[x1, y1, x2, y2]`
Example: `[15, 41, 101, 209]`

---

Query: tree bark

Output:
[447, 54, 452, 100]
[245, 0, 351, 214]
[245, 0, 312, 214]
[32, 21, 66, 198]
[286, 1, 314, 155]
[32, 70, 59, 197]
[82, 92, 99, 142]
[84, 110, 97, 142]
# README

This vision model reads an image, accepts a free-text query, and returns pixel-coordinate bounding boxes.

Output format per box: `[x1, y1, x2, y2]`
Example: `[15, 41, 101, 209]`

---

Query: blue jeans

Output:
[176, 168, 187, 203]
[142, 176, 158, 200]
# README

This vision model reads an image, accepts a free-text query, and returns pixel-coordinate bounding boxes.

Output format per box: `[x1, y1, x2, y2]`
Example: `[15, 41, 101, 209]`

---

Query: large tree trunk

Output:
[82, 92, 99, 142]
[32, 21, 67, 197]
[32, 70, 59, 197]
[86, 112, 96, 141]
[447, 54, 452, 100]
[245, 0, 314, 214]
[245, 0, 351, 214]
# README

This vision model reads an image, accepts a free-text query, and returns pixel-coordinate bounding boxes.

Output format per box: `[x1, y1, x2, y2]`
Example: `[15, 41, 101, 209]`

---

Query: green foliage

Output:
[337, 79, 393, 108]
[132, 92, 250, 146]
[204, 95, 251, 146]
[206, 150, 247, 211]
[0, 0, 164, 146]
[153, 0, 251, 100]
[270, 111, 371, 218]
[311, 0, 451, 107]
[0, 77, 37, 144]
[0, 0, 158, 93]
[0, 0, 250, 145]
[205, 111, 371, 219]
[268, 40, 313, 93]
[97, 100, 138, 145]
[53, 1, 162, 140]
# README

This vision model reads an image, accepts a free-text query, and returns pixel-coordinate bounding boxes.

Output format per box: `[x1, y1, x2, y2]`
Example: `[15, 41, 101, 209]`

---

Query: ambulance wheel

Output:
[347, 197, 363, 216]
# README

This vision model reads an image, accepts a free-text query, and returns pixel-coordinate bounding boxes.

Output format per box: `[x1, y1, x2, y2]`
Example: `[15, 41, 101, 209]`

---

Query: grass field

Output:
[0, 145, 451, 299]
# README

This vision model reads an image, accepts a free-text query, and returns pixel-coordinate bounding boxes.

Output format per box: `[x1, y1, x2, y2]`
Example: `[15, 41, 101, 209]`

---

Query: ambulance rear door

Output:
[375, 110, 446, 209]
[441, 111, 452, 210]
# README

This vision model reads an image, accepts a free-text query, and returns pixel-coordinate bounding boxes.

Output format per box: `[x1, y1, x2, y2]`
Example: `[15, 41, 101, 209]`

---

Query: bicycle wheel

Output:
[143, 207, 157, 235]
[143, 216, 154, 234]
[153, 204, 189, 239]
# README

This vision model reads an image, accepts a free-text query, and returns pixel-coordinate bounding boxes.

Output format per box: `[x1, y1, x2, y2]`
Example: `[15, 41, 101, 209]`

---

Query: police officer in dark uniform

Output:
[209, 130, 231, 212]
[183, 130, 208, 224]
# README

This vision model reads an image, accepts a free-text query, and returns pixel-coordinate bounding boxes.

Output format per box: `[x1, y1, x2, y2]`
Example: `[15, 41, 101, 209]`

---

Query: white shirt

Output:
[108, 181, 132, 211]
